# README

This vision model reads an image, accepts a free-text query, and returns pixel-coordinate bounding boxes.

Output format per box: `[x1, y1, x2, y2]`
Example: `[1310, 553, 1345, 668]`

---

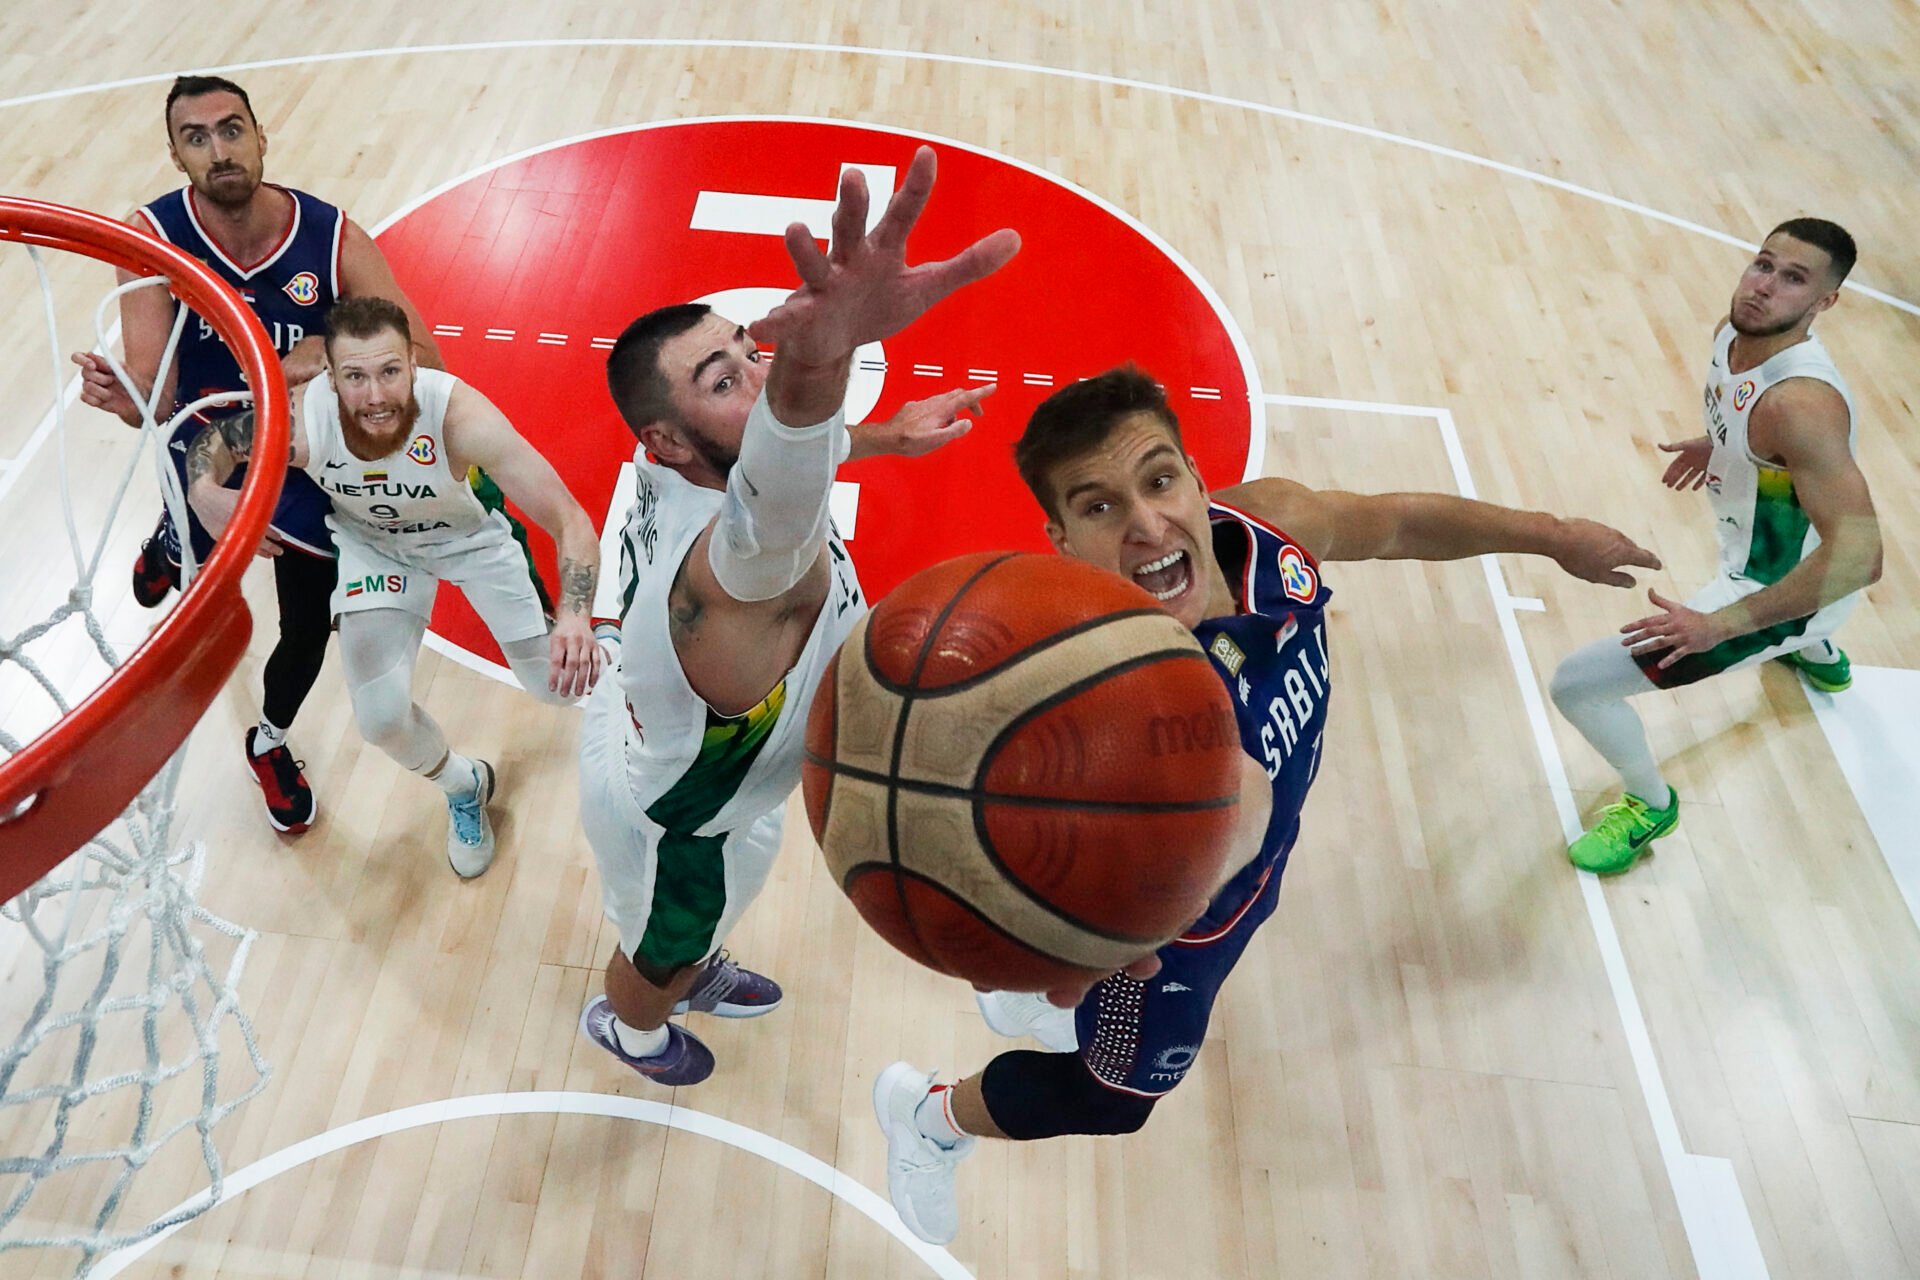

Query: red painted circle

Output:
[375, 119, 1254, 666]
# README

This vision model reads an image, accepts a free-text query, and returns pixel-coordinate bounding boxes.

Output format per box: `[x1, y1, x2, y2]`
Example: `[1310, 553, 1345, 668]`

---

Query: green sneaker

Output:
[1776, 646, 1851, 692]
[1568, 790, 1680, 875]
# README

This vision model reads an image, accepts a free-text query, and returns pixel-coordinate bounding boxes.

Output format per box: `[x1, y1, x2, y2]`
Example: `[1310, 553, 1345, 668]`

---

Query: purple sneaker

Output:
[579, 996, 714, 1086]
[672, 951, 783, 1018]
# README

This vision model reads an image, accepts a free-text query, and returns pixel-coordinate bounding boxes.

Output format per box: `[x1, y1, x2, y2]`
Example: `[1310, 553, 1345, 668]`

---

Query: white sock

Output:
[1797, 639, 1840, 664]
[914, 1084, 967, 1150]
[612, 1017, 669, 1059]
[253, 719, 287, 756]
[427, 752, 479, 797]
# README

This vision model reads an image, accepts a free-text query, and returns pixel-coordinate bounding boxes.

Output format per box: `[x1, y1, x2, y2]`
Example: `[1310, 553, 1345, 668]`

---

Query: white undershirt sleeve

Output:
[705, 391, 851, 602]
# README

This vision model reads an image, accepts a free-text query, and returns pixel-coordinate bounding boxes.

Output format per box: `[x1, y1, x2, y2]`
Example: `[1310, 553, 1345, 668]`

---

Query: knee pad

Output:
[980, 1049, 1157, 1139]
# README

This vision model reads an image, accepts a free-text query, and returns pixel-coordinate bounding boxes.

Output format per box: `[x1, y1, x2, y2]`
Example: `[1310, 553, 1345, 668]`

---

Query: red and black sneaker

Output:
[244, 728, 317, 834]
[131, 536, 178, 608]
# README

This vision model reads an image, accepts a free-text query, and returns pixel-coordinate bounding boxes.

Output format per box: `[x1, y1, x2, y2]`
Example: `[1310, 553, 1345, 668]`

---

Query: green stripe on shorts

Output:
[633, 829, 728, 970]
[632, 679, 790, 970]
[1637, 611, 1812, 689]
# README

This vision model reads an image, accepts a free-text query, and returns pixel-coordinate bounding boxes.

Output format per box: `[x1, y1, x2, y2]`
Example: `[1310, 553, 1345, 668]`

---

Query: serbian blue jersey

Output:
[138, 184, 342, 555]
[1183, 500, 1333, 940]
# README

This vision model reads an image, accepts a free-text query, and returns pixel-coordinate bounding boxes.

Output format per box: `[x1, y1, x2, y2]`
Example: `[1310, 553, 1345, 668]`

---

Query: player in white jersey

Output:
[187, 296, 605, 877]
[575, 146, 1019, 1086]
[1550, 218, 1884, 874]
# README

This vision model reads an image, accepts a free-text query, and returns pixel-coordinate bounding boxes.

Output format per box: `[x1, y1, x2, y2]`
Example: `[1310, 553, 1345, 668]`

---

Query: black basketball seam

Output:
[858, 604, 1170, 697]
[967, 646, 1236, 940]
[810, 760, 1239, 813]
[883, 552, 1024, 970]
[841, 860, 1143, 970]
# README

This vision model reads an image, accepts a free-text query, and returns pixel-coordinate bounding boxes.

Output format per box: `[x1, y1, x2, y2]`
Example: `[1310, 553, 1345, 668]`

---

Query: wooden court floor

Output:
[1, 4, 1917, 1277]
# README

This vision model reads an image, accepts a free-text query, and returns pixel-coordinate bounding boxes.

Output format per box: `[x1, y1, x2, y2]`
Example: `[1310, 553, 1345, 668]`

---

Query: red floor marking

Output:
[376, 120, 1251, 666]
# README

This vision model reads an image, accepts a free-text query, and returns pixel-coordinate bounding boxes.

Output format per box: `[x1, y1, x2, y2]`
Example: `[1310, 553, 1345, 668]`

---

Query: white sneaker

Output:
[872, 1061, 973, 1246]
[975, 989, 1079, 1053]
[446, 760, 497, 878]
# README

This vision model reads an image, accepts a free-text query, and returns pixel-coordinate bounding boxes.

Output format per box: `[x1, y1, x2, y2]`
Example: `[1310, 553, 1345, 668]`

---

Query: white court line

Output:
[1809, 667, 1920, 937]
[1, 39, 1911, 320]
[1265, 391, 1769, 1280]
[91, 1091, 972, 1279]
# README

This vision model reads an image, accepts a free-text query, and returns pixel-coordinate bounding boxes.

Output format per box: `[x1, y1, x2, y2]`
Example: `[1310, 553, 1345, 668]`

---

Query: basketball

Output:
[802, 551, 1246, 992]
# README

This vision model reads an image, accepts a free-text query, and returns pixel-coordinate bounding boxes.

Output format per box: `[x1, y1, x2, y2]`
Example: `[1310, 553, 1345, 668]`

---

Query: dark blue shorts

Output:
[157, 418, 334, 563]
[1073, 856, 1285, 1097]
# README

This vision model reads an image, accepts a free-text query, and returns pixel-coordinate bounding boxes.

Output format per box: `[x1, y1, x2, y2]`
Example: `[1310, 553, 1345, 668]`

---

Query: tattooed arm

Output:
[185, 401, 311, 546]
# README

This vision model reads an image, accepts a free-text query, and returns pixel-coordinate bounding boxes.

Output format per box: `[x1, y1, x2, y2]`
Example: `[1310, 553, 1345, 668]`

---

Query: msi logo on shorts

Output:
[406, 435, 437, 465]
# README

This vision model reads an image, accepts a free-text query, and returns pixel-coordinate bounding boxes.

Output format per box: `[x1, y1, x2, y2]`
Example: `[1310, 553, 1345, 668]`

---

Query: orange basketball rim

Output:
[0, 197, 288, 897]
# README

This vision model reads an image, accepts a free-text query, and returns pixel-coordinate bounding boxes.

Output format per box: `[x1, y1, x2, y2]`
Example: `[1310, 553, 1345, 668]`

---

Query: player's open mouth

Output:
[1133, 549, 1191, 602]
[360, 408, 397, 426]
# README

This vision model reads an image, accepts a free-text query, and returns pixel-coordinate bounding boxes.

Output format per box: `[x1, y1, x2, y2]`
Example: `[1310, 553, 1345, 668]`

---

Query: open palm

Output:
[748, 146, 1020, 369]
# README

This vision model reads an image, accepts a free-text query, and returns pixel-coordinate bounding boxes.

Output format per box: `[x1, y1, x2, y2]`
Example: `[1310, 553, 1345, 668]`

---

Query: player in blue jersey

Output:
[70, 75, 544, 835]
[872, 365, 1663, 1245]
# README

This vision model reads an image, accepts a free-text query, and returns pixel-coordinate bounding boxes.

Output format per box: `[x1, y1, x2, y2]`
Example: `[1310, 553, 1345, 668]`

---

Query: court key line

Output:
[3, 37, 1914, 321]
[1267, 391, 1769, 1280]
[91, 1090, 974, 1280]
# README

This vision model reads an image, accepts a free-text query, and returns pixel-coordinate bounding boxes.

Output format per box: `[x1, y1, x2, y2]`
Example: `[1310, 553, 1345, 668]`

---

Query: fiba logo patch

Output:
[1732, 380, 1757, 411]
[282, 271, 321, 305]
[1277, 545, 1318, 603]
[1148, 1044, 1201, 1084]
[406, 435, 437, 465]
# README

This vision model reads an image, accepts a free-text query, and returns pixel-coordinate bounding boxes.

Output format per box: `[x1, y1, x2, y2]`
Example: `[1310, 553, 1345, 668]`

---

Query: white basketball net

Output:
[0, 240, 269, 1276]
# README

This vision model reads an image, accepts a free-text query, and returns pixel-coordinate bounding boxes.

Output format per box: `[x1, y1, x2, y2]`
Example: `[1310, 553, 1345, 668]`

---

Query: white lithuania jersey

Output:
[1700, 324, 1858, 587]
[302, 367, 488, 547]
[612, 448, 866, 835]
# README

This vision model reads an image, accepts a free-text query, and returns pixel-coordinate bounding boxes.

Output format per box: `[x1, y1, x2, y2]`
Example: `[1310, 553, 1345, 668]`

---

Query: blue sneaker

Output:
[446, 759, 497, 879]
[672, 950, 783, 1018]
[579, 996, 715, 1086]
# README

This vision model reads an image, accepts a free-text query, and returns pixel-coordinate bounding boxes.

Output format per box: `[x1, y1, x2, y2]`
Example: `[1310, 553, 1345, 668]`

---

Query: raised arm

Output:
[667, 146, 1019, 714]
[1218, 475, 1660, 587]
[443, 380, 602, 696]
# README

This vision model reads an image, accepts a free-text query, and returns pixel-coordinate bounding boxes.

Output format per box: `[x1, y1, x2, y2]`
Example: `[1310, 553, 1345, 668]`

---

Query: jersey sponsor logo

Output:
[1159, 982, 1192, 993]
[1146, 705, 1238, 758]
[377, 119, 1255, 673]
[1732, 380, 1757, 411]
[282, 271, 321, 305]
[406, 434, 437, 465]
[344, 573, 407, 597]
[1277, 545, 1318, 603]
[1208, 632, 1246, 675]
[1148, 1044, 1200, 1085]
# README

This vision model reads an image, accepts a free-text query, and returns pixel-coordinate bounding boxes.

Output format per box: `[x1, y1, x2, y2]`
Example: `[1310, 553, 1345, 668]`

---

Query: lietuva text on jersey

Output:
[1185, 501, 1333, 937]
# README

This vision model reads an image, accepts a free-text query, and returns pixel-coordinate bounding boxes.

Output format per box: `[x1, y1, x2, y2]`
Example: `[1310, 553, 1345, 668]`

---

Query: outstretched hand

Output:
[850, 383, 995, 461]
[1621, 588, 1731, 668]
[1659, 437, 1713, 491]
[1552, 517, 1662, 588]
[748, 147, 1020, 371]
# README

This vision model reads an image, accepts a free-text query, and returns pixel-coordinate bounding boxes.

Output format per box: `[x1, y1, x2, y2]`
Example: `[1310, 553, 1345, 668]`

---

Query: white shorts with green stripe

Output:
[578, 674, 786, 970]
